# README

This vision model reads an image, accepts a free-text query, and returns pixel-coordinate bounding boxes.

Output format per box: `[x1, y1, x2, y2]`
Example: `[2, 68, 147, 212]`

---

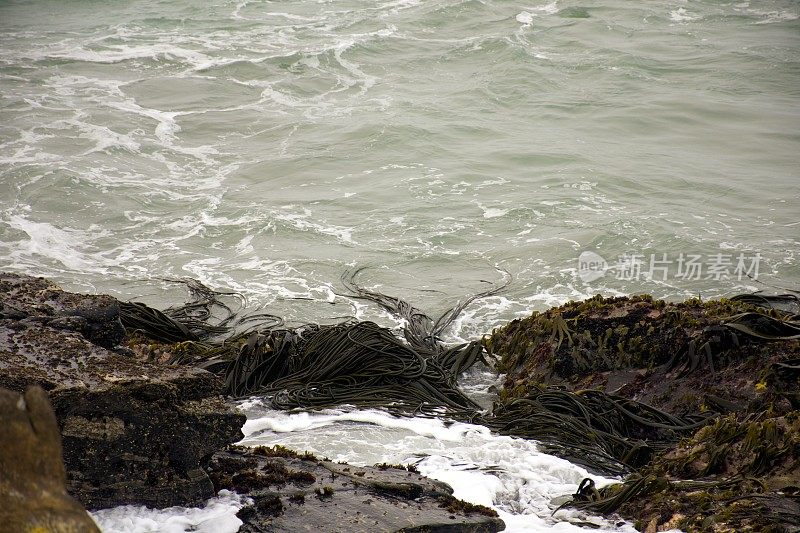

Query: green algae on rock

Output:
[566, 412, 800, 532]
[487, 293, 799, 415]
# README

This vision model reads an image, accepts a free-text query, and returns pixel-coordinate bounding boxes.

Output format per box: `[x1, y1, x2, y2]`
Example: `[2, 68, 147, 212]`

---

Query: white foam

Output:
[3, 212, 112, 273]
[669, 7, 696, 22]
[272, 206, 355, 244]
[43, 43, 212, 66]
[234, 234, 255, 255]
[90, 490, 247, 533]
[444, 295, 528, 344]
[0, 130, 62, 166]
[74, 121, 141, 155]
[231, 0, 248, 20]
[532, 1, 559, 16]
[483, 208, 509, 219]
[242, 409, 488, 443]
[516, 12, 535, 26]
[474, 200, 511, 220]
[333, 38, 380, 94]
[237, 407, 636, 532]
[749, 9, 799, 24]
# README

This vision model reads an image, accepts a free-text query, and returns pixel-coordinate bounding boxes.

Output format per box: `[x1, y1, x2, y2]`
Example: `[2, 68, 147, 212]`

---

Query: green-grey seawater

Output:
[2, 2, 799, 530]
[1, 0, 798, 335]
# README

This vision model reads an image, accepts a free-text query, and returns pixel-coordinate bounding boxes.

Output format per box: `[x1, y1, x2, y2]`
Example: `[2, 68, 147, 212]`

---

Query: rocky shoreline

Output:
[2, 271, 798, 532]
[0, 272, 245, 510]
[0, 272, 503, 532]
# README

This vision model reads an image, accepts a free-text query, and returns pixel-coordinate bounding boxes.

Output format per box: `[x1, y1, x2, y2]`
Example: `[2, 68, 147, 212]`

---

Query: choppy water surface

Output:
[2, 0, 798, 531]
[2, 0, 798, 322]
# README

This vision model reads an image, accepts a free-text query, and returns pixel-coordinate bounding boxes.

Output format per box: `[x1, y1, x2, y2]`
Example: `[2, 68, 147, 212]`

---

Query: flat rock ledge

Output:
[210, 446, 504, 533]
[0, 272, 245, 510]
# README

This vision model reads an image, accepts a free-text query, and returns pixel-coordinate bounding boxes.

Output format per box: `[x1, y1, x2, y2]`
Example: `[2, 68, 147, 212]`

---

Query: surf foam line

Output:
[90, 490, 248, 533]
[237, 404, 639, 533]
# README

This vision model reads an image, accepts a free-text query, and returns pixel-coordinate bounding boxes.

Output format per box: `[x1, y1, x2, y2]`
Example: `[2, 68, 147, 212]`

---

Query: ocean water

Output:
[1, 0, 798, 531]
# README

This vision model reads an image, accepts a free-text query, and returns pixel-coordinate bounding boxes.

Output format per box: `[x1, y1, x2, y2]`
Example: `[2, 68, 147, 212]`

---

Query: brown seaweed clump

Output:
[567, 412, 800, 532]
[487, 293, 800, 532]
[486, 294, 799, 417]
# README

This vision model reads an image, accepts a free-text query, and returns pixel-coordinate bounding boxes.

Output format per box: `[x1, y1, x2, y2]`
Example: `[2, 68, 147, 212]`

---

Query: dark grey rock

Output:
[0, 272, 124, 348]
[209, 447, 506, 533]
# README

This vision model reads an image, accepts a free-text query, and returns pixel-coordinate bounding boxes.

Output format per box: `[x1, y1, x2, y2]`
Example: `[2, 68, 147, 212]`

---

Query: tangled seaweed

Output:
[216, 266, 511, 415]
[119, 268, 503, 418]
[340, 267, 511, 356]
[222, 321, 483, 416]
[120, 272, 800, 501]
[481, 386, 708, 475]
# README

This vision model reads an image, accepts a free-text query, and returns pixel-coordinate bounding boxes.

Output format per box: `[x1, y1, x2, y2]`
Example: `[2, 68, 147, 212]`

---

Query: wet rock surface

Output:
[0, 272, 124, 349]
[0, 385, 101, 533]
[209, 446, 505, 533]
[0, 273, 245, 510]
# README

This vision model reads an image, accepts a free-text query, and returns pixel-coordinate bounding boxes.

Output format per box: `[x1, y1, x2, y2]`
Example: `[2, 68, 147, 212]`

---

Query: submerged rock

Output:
[209, 446, 505, 533]
[0, 273, 245, 510]
[0, 385, 101, 533]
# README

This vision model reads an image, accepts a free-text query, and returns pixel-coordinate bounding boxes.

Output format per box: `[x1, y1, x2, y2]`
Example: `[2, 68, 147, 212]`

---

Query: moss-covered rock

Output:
[487, 294, 798, 417]
[488, 293, 800, 532]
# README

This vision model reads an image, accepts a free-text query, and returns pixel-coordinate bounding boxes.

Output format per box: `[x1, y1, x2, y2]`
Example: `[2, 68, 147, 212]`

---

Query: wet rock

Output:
[209, 446, 505, 533]
[0, 273, 245, 510]
[0, 386, 101, 533]
[0, 272, 124, 348]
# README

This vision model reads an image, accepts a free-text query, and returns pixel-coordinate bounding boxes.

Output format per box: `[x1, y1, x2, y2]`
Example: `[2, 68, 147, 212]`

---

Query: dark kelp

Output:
[223, 320, 483, 415]
[120, 268, 506, 419]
